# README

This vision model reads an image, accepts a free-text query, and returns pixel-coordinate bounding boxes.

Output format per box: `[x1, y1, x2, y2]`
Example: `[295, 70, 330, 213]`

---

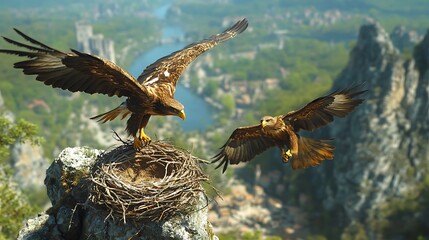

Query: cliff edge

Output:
[17, 144, 216, 240]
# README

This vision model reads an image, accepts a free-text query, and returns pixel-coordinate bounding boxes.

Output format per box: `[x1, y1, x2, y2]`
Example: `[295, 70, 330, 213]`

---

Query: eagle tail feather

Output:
[291, 137, 334, 170]
[90, 104, 130, 123]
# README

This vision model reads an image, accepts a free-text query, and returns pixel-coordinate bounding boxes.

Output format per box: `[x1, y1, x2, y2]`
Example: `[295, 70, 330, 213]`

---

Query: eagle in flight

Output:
[212, 85, 366, 173]
[0, 19, 248, 149]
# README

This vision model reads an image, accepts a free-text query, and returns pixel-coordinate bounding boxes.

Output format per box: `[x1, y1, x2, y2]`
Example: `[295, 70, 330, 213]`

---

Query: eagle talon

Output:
[133, 136, 143, 150]
[282, 149, 292, 163]
[140, 131, 151, 144]
[132, 128, 151, 150]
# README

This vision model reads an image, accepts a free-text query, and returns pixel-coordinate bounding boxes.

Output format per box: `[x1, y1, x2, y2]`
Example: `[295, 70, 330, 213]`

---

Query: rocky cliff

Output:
[17, 146, 216, 240]
[315, 22, 429, 238]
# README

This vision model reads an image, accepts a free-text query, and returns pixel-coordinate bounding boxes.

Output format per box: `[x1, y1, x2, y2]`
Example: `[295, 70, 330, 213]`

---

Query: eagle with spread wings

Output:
[0, 19, 248, 149]
[212, 85, 366, 173]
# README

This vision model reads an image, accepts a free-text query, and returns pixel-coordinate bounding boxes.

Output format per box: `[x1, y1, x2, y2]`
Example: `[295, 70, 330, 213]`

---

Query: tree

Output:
[0, 116, 42, 239]
[0, 117, 41, 161]
[203, 79, 219, 97]
[220, 94, 235, 117]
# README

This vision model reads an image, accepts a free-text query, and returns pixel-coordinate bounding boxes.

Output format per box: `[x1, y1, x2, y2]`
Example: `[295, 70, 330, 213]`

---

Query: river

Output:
[128, 4, 214, 132]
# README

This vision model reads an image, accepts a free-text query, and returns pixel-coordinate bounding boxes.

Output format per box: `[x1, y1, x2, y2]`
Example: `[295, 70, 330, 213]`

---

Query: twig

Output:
[88, 141, 210, 222]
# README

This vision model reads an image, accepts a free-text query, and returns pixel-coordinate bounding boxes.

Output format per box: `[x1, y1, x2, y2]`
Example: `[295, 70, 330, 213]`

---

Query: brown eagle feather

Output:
[0, 19, 248, 149]
[212, 84, 366, 172]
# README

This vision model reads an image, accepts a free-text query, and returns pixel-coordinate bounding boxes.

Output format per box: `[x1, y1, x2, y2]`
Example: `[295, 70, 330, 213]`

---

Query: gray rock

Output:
[11, 143, 49, 189]
[390, 25, 422, 51]
[18, 146, 216, 240]
[81, 193, 213, 240]
[17, 214, 62, 240]
[44, 147, 102, 206]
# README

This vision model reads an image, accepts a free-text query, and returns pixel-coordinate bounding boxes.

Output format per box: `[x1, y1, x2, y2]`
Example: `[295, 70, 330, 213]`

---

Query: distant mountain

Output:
[315, 21, 429, 238]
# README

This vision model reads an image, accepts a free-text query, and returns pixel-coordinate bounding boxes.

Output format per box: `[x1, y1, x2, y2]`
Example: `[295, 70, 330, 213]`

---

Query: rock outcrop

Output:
[316, 22, 429, 238]
[17, 146, 216, 240]
[75, 21, 116, 63]
[11, 143, 48, 189]
[390, 25, 422, 51]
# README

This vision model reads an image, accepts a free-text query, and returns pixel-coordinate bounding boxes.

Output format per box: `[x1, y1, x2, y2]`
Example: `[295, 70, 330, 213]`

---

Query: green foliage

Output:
[189, 76, 200, 90]
[203, 80, 219, 97]
[306, 235, 328, 240]
[22, 187, 48, 213]
[340, 222, 368, 240]
[0, 117, 41, 161]
[0, 170, 38, 240]
[366, 174, 429, 239]
[0, 116, 42, 239]
[242, 230, 263, 240]
[219, 94, 235, 117]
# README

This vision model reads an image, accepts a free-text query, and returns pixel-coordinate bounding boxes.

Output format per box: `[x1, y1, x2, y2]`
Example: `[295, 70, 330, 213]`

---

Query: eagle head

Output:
[157, 98, 186, 120]
[261, 116, 282, 130]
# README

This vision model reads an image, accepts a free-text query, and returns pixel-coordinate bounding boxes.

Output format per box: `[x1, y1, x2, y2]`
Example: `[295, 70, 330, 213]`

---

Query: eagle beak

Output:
[178, 110, 186, 120]
[261, 121, 266, 128]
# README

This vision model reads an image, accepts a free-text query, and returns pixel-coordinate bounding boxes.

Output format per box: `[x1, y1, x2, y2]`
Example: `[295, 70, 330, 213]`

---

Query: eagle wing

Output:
[212, 124, 277, 173]
[283, 85, 366, 132]
[0, 28, 150, 100]
[138, 18, 248, 97]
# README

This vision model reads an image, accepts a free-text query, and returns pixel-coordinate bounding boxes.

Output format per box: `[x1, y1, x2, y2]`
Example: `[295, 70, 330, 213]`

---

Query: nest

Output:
[88, 141, 209, 223]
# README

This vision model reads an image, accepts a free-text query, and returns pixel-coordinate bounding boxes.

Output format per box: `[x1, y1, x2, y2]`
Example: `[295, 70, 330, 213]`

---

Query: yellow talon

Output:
[139, 128, 151, 144]
[133, 129, 151, 150]
[282, 149, 292, 163]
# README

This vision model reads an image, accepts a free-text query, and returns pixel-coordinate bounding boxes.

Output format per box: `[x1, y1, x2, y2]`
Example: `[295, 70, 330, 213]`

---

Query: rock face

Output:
[316, 22, 429, 238]
[18, 147, 216, 240]
[390, 25, 422, 51]
[11, 143, 49, 189]
[75, 21, 116, 63]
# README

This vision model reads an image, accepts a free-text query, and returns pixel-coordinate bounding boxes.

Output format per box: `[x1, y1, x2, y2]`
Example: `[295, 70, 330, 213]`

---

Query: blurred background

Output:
[0, 0, 428, 239]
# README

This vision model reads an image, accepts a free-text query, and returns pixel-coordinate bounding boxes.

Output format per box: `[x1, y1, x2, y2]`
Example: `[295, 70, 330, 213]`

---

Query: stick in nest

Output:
[89, 141, 210, 223]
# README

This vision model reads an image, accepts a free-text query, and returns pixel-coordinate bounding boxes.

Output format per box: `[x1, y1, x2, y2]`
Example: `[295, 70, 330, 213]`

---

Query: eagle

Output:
[0, 19, 248, 149]
[212, 85, 366, 173]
